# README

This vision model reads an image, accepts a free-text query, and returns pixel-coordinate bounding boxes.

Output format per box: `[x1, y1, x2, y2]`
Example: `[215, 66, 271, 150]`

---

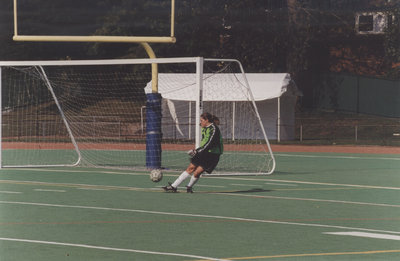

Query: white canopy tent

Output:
[145, 73, 301, 141]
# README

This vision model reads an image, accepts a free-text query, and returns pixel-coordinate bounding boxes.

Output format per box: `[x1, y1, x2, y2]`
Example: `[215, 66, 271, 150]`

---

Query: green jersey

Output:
[197, 123, 223, 155]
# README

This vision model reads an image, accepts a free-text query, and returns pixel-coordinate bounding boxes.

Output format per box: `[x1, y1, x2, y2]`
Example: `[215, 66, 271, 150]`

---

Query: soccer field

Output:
[1, 148, 399, 260]
[2, 1, 400, 259]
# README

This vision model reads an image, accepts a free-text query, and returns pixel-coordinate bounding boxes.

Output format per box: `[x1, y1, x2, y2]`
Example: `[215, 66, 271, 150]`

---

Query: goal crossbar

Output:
[13, 35, 176, 44]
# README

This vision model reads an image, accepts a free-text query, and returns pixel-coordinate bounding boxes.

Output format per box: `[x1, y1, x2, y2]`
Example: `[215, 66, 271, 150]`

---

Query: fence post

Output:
[355, 125, 358, 142]
[300, 125, 303, 142]
[0, 67, 2, 168]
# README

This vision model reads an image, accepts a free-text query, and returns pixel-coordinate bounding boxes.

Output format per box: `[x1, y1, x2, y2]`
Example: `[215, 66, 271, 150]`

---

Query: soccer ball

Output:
[150, 169, 163, 182]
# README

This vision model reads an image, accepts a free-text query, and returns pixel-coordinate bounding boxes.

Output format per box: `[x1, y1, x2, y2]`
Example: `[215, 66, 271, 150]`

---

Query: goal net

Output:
[0, 58, 275, 175]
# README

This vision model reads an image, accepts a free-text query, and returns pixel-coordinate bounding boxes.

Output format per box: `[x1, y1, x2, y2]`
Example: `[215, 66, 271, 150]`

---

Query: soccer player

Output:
[163, 112, 223, 193]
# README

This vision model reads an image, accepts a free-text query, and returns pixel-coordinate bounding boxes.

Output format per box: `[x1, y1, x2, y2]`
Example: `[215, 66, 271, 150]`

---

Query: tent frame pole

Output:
[232, 101, 236, 141]
[195, 57, 204, 148]
[188, 101, 192, 139]
[277, 97, 281, 142]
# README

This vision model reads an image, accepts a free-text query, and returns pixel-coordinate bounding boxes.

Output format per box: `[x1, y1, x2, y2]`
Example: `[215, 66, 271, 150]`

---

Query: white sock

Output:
[171, 171, 190, 188]
[187, 175, 199, 188]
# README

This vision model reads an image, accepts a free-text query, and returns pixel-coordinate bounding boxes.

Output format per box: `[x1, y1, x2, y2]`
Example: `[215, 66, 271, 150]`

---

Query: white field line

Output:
[231, 183, 297, 187]
[215, 193, 400, 208]
[275, 153, 400, 161]
[76, 187, 109, 191]
[264, 182, 298, 186]
[324, 232, 400, 241]
[3, 168, 153, 176]
[216, 177, 400, 191]
[3, 168, 180, 178]
[0, 191, 22, 194]
[230, 184, 266, 187]
[0, 201, 399, 235]
[0, 237, 228, 261]
[34, 189, 66, 193]
[194, 184, 226, 188]
[0, 180, 149, 192]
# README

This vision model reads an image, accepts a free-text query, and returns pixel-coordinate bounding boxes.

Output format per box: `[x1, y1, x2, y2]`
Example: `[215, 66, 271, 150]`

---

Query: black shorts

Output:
[191, 151, 220, 174]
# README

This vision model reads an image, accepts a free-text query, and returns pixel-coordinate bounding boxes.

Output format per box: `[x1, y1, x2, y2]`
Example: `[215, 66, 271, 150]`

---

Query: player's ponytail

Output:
[212, 115, 220, 125]
[201, 112, 219, 125]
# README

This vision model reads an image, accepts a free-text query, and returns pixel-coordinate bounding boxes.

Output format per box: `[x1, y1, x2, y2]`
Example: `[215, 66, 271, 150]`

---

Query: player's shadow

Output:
[218, 188, 272, 193]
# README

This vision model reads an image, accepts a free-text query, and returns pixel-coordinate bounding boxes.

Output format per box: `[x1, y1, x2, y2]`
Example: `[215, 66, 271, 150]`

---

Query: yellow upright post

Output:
[140, 42, 158, 93]
[13, 0, 18, 37]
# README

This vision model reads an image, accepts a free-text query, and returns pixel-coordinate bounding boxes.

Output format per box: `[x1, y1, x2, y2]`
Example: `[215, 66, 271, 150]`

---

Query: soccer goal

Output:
[0, 57, 275, 175]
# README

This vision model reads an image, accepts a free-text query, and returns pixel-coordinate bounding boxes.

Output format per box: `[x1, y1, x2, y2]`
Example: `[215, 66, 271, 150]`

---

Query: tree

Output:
[384, 6, 400, 78]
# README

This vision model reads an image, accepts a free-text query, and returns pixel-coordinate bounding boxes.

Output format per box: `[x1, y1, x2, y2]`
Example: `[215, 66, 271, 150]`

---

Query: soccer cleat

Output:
[162, 182, 177, 192]
[186, 186, 193, 193]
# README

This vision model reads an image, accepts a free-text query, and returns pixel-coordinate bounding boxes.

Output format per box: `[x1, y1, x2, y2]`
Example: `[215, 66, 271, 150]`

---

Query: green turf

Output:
[1, 152, 399, 260]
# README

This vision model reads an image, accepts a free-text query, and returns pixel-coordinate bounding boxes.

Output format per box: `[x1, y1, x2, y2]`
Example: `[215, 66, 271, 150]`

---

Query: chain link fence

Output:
[293, 112, 400, 146]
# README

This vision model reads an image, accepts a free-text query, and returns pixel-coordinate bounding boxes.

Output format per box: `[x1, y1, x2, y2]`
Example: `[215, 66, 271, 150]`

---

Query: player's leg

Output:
[186, 153, 220, 193]
[171, 163, 196, 187]
[186, 166, 204, 193]
[162, 163, 196, 192]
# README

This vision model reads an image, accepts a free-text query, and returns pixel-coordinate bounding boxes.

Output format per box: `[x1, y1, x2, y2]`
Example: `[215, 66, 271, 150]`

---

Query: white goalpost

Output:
[0, 57, 275, 175]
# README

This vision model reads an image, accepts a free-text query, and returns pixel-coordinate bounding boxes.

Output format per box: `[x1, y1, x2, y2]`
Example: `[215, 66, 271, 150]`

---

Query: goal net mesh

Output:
[1, 59, 275, 175]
